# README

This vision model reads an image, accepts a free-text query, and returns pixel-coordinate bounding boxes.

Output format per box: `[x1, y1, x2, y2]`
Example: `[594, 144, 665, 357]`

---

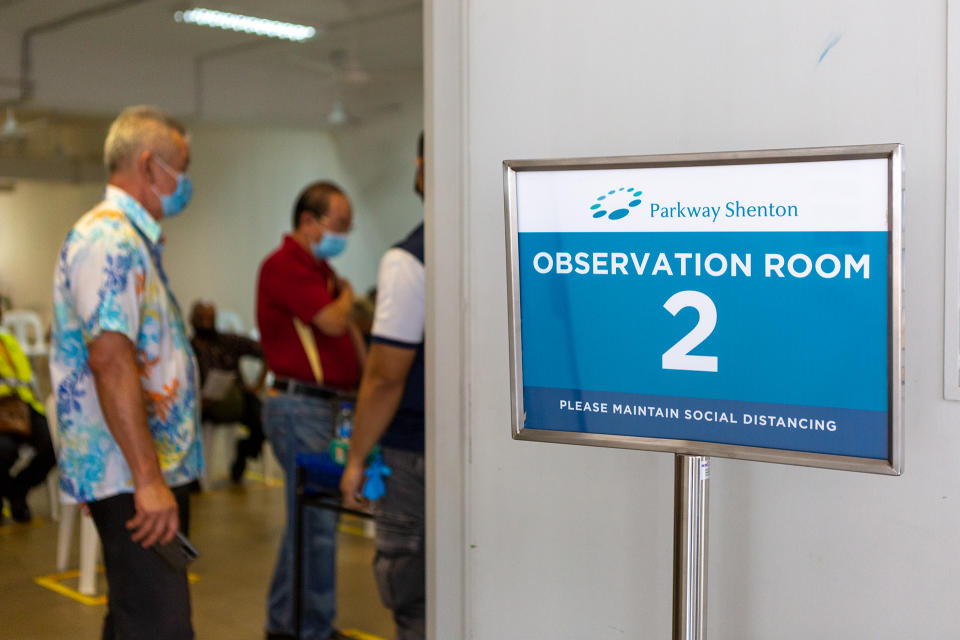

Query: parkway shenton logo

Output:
[589, 187, 643, 220]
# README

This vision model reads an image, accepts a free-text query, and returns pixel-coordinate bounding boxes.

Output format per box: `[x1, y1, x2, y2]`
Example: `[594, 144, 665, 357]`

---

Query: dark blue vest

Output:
[378, 223, 425, 452]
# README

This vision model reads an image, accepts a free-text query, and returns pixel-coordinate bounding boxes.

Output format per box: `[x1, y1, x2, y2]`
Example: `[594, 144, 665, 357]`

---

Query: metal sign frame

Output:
[503, 144, 903, 475]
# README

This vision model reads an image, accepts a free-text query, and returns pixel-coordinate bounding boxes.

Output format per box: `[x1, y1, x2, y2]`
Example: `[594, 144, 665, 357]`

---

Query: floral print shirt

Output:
[50, 185, 202, 503]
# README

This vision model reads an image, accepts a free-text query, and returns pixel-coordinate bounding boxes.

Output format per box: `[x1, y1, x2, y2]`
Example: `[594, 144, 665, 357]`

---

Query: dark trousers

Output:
[203, 390, 265, 463]
[0, 408, 56, 499]
[87, 484, 194, 640]
[236, 390, 265, 462]
[373, 448, 426, 640]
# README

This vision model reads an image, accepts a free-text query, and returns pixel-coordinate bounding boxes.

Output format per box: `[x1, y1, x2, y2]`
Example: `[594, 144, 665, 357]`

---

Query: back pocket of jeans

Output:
[373, 551, 424, 612]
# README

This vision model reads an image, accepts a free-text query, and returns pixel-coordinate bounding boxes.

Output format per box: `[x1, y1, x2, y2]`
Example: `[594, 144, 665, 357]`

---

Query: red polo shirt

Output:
[256, 235, 360, 390]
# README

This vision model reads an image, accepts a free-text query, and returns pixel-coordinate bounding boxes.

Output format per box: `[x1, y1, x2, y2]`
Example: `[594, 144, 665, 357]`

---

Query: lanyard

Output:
[121, 209, 201, 427]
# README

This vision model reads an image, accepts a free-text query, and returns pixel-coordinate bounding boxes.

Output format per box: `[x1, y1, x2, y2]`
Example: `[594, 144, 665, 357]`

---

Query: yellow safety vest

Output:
[0, 330, 44, 415]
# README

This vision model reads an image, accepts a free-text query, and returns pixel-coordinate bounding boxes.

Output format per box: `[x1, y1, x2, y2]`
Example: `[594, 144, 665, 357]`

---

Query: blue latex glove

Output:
[361, 455, 392, 501]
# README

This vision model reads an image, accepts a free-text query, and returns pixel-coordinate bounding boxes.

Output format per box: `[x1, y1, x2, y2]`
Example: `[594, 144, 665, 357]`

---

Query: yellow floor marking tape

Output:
[338, 513, 375, 538]
[0, 514, 45, 534]
[341, 630, 386, 640]
[199, 471, 284, 495]
[338, 523, 368, 537]
[34, 568, 200, 606]
[242, 469, 284, 487]
[34, 570, 107, 606]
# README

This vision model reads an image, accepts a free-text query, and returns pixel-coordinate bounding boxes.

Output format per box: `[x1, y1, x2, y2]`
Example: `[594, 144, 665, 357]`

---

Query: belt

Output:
[272, 378, 338, 400]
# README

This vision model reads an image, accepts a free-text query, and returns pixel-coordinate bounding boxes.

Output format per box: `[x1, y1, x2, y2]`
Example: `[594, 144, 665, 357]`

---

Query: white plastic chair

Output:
[215, 309, 243, 335]
[201, 421, 283, 487]
[207, 354, 281, 485]
[1, 309, 46, 357]
[45, 395, 100, 596]
[200, 420, 242, 489]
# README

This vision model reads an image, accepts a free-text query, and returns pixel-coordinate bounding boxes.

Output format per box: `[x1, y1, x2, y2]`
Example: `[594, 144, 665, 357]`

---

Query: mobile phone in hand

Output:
[154, 531, 198, 572]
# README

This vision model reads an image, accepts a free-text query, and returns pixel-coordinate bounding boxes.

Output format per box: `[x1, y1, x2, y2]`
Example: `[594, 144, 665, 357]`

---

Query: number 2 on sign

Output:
[662, 291, 718, 372]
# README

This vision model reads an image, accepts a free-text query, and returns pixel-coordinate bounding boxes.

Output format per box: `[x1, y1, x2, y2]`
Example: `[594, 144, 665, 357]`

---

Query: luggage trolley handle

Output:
[292, 462, 373, 639]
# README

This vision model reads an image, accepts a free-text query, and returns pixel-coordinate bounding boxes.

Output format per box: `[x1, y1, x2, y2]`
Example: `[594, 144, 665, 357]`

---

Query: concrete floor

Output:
[0, 475, 394, 639]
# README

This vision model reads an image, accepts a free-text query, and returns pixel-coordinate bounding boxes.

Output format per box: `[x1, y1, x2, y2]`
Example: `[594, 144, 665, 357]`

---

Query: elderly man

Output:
[50, 105, 200, 640]
[256, 181, 364, 640]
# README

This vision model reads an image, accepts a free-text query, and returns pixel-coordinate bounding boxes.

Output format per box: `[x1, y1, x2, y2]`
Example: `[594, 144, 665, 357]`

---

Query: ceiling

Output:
[0, 0, 423, 174]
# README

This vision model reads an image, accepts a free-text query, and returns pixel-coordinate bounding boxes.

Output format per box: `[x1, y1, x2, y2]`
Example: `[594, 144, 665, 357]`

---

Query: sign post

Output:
[503, 144, 904, 638]
[673, 454, 709, 640]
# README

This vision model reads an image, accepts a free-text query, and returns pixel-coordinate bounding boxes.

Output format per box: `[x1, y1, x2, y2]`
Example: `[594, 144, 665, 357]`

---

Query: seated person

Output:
[190, 301, 267, 483]
[0, 318, 55, 523]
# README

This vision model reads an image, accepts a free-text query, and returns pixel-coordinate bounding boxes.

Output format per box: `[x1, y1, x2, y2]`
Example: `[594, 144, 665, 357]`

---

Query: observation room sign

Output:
[503, 145, 903, 474]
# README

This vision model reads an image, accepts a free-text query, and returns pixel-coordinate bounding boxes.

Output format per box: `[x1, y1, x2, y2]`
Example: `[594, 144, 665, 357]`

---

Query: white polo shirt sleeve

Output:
[371, 247, 425, 348]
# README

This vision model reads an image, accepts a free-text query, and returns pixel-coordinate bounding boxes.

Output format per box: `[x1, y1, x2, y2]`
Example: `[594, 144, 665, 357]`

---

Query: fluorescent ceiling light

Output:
[174, 8, 317, 42]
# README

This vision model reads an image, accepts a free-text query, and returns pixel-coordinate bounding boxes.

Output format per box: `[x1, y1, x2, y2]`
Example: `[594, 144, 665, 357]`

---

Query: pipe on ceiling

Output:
[191, 0, 421, 119]
[6, 0, 146, 108]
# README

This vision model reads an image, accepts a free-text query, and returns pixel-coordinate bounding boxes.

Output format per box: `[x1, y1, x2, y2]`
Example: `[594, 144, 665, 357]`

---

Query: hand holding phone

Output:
[153, 531, 198, 572]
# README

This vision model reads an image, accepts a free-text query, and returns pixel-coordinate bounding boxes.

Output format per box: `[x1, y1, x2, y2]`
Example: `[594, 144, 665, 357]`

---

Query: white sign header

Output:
[515, 158, 888, 233]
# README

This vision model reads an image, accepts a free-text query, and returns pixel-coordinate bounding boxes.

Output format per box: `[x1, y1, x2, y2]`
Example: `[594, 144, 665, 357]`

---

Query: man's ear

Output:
[136, 149, 153, 179]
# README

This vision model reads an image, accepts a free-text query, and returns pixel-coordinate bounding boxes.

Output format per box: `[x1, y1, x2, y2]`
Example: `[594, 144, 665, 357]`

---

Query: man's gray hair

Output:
[103, 105, 188, 174]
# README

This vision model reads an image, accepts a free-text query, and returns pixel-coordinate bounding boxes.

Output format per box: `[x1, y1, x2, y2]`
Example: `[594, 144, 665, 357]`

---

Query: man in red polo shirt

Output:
[256, 181, 363, 640]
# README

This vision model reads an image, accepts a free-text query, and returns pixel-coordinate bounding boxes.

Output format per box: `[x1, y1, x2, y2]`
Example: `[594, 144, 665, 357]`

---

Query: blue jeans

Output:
[263, 393, 338, 639]
[373, 447, 425, 640]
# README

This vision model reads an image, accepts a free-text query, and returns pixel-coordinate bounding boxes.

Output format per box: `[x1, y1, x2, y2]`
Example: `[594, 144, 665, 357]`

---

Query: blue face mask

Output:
[312, 232, 348, 259]
[151, 155, 193, 218]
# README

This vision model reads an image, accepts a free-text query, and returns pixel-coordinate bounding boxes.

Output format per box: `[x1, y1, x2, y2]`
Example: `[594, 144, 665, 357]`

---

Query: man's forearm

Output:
[88, 334, 164, 487]
[313, 289, 355, 336]
[331, 289, 355, 328]
[347, 374, 405, 465]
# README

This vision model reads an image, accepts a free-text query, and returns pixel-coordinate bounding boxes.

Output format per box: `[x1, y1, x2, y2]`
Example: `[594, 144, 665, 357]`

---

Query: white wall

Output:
[442, 1, 960, 638]
[163, 124, 348, 331]
[331, 92, 426, 296]
[0, 118, 423, 332]
[0, 181, 103, 316]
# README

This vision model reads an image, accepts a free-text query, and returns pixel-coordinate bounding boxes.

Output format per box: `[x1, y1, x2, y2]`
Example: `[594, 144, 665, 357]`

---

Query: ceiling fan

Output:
[326, 97, 403, 128]
[282, 47, 404, 128]
[286, 48, 373, 86]
[1, 106, 47, 142]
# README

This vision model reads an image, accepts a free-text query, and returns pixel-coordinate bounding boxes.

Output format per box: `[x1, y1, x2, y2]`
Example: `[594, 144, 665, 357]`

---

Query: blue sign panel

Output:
[505, 147, 902, 473]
